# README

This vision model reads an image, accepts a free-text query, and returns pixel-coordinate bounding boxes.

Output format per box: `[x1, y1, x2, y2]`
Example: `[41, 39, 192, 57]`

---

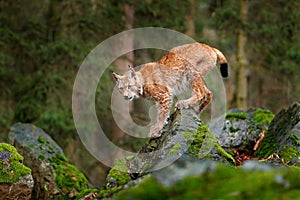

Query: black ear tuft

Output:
[220, 63, 229, 78]
[112, 72, 119, 81]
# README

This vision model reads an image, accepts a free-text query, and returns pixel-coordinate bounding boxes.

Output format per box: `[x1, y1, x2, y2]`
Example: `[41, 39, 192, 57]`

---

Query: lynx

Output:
[112, 42, 229, 138]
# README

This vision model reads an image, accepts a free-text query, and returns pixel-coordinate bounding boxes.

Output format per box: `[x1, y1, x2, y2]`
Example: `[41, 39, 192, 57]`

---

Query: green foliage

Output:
[0, 143, 31, 183]
[0, 0, 113, 144]
[212, 0, 241, 34]
[212, 0, 300, 108]
[134, 0, 189, 32]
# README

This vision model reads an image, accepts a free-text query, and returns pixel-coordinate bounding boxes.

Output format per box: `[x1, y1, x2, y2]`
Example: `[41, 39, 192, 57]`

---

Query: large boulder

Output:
[8, 123, 92, 199]
[217, 108, 274, 152]
[126, 109, 234, 176]
[0, 143, 33, 200]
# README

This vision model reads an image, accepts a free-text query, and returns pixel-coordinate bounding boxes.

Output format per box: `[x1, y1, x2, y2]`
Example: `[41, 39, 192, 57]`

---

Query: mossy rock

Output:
[256, 102, 300, 165]
[0, 143, 34, 200]
[183, 123, 235, 164]
[218, 108, 274, 151]
[0, 143, 31, 183]
[48, 154, 96, 199]
[8, 123, 95, 199]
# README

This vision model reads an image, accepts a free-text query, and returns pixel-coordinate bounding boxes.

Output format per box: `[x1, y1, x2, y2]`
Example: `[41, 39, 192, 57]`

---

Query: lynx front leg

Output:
[150, 99, 172, 138]
[175, 76, 206, 110]
[144, 85, 172, 138]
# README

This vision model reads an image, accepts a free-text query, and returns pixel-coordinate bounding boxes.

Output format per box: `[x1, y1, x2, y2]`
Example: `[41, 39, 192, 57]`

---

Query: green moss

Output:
[181, 131, 196, 143]
[168, 142, 182, 156]
[38, 155, 45, 160]
[48, 154, 90, 199]
[115, 176, 168, 200]
[255, 109, 295, 160]
[74, 188, 99, 200]
[256, 134, 278, 159]
[114, 164, 300, 200]
[288, 134, 300, 146]
[99, 186, 123, 198]
[0, 143, 31, 183]
[100, 155, 143, 198]
[215, 145, 236, 164]
[253, 108, 275, 126]
[112, 157, 130, 173]
[37, 136, 47, 144]
[102, 157, 132, 197]
[187, 123, 235, 164]
[107, 157, 131, 184]
[280, 145, 300, 163]
[226, 112, 248, 120]
[107, 168, 131, 186]
[229, 126, 240, 132]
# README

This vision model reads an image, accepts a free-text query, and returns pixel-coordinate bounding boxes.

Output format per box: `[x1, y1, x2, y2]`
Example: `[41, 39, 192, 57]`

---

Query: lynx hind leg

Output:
[175, 76, 206, 110]
[198, 86, 212, 113]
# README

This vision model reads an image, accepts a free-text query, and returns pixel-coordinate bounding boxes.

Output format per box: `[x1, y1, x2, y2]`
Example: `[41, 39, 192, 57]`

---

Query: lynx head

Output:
[112, 65, 143, 101]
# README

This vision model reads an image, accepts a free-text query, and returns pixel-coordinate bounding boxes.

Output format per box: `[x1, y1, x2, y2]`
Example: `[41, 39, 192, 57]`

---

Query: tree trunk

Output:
[185, 0, 195, 37]
[236, 0, 248, 110]
[111, 3, 135, 142]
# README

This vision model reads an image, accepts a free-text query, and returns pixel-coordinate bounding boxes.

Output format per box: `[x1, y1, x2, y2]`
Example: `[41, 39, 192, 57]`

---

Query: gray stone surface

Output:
[8, 123, 65, 200]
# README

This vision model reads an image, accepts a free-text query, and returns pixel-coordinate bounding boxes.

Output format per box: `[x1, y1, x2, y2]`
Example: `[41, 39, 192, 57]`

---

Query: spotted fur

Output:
[112, 42, 228, 138]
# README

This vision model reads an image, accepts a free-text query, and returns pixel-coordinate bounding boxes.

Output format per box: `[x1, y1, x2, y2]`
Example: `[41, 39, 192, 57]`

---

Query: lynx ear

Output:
[128, 65, 136, 78]
[112, 72, 120, 81]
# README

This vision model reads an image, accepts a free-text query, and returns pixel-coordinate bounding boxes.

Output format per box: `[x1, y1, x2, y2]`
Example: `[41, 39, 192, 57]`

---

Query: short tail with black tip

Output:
[213, 48, 229, 78]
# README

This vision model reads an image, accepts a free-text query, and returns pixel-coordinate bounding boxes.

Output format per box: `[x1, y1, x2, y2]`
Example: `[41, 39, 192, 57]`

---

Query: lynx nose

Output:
[124, 96, 133, 101]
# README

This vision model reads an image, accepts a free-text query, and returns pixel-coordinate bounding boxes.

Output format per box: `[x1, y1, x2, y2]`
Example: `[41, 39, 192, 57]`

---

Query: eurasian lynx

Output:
[112, 42, 229, 138]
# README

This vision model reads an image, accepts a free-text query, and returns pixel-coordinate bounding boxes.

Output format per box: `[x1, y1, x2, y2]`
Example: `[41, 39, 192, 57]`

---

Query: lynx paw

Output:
[149, 126, 162, 138]
[175, 100, 190, 110]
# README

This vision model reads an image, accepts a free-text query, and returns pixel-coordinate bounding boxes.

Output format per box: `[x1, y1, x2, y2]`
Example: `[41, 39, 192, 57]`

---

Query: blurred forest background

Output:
[1, 0, 299, 186]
